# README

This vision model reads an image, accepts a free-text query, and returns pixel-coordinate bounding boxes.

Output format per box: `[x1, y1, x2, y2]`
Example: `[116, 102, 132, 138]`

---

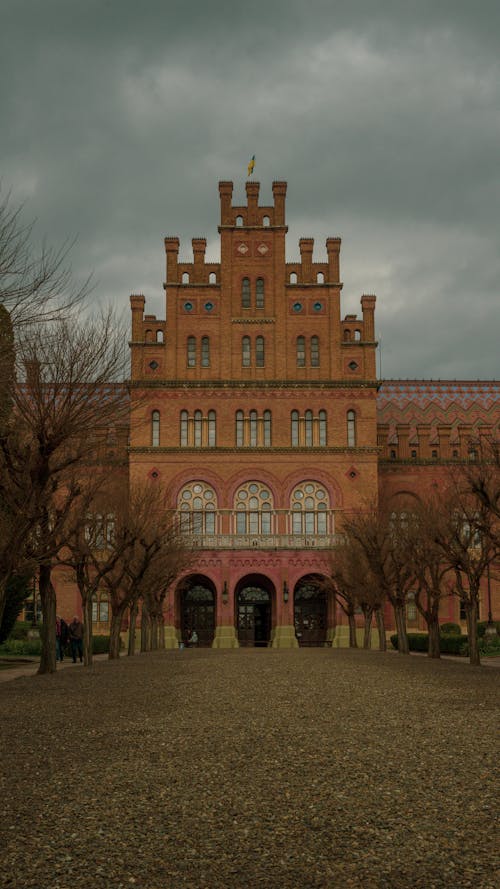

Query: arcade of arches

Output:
[175, 573, 333, 648]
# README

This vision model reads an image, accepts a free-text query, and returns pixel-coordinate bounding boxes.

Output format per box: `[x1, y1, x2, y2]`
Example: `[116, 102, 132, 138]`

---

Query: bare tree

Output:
[0, 188, 88, 330]
[0, 310, 128, 671]
[329, 535, 386, 650]
[434, 485, 498, 666]
[98, 484, 193, 659]
[342, 499, 416, 655]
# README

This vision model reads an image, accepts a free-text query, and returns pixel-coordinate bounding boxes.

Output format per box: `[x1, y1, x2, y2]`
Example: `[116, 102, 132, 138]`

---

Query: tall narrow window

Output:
[242, 278, 251, 309]
[242, 336, 251, 367]
[256, 278, 265, 309]
[180, 410, 188, 447]
[194, 410, 202, 447]
[305, 410, 313, 447]
[256, 336, 264, 367]
[236, 410, 244, 446]
[249, 410, 258, 447]
[297, 336, 305, 368]
[201, 336, 210, 367]
[319, 410, 327, 446]
[187, 336, 196, 367]
[152, 411, 160, 447]
[311, 336, 319, 367]
[263, 410, 271, 447]
[291, 410, 299, 447]
[347, 410, 356, 447]
[208, 410, 216, 446]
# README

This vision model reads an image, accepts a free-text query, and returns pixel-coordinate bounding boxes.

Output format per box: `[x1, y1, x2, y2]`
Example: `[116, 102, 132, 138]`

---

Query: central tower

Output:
[129, 180, 379, 648]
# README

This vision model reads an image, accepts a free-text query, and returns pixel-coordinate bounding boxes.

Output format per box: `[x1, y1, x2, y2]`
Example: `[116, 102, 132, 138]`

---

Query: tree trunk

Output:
[375, 607, 386, 651]
[109, 605, 126, 659]
[83, 595, 94, 667]
[427, 616, 441, 659]
[128, 602, 138, 656]
[465, 602, 480, 666]
[158, 610, 165, 649]
[393, 602, 409, 654]
[38, 563, 57, 674]
[0, 574, 8, 631]
[348, 611, 358, 648]
[140, 601, 151, 652]
[362, 608, 373, 649]
[151, 614, 159, 650]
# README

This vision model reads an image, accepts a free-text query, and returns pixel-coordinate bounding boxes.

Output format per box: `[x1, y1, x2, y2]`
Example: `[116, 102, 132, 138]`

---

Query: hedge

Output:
[0, 635, 111, 657]
[390, 633, 468, 655]
[477, 621, 500, 638]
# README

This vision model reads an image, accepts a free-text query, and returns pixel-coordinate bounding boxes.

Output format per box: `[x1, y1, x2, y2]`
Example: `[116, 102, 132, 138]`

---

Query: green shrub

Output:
[479, 635, 500, 656]
[477, 621, 500, 638]
[0, 635, 110, 656]
[8, 621, 33, 641]
[0, 638, 42, 656]
[440, 622, 461, 636]
[92, 635, 110, 654]
[391, 633, 468, 655]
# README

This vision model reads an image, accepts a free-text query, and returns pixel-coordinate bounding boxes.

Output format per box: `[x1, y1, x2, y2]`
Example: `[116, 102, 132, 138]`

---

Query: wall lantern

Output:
[222, 581, 228, 605]
[283, 581, 289, 603]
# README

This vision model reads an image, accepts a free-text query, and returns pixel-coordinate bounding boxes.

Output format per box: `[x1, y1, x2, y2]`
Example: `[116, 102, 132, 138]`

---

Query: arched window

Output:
[180, 410, 188, 447]
[296, 336, 305, 368]
[194, 410, 203, 447]
[187, 336, 196, 367]
[354, 329, 361, 341]
[256, 336, 264, 367]
[242, 277, 251, 309]
[201, 336, 210, 367]
[305, 410, 313, 447]
[182, 272, 190, 284]
[262, 216, 270, 227]
[432, 449, 438, 460]
[236, 215, 244, 227]
[290, 272, 297, 284]
[319, 410, 327, 446]
[344, 329, 351, 341]
[316, 272, 324, 283]
[145, 329, 153, 342]
[234, 482, 274, 536]
[263, 410, 271, 447]
[208, 411, 216, 446]
[291, 410, 299, 447]
[178, 482, 217, 536]
[156, 330, 164, 343]
[249, 410, 258, 447]
[411, 449, 417, 460]
[242, 336, 251, 367]
[208, 272, 216, 284]
[236, 410, 244, 447]
[347, 410, 356, 447]
[256, 278, 265, 309]
[152, 410, 160, 447]
[291, 482, 330, 536]
[310, 336, 319, 367]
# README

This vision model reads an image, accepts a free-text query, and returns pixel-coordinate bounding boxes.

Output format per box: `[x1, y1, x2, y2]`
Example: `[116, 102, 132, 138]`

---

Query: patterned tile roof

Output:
[377, 380, 500, 428]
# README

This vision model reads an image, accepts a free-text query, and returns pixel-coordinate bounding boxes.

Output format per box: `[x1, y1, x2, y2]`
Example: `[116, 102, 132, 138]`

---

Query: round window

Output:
[183, 301, 193, 312]
[293, 302, 303, 312]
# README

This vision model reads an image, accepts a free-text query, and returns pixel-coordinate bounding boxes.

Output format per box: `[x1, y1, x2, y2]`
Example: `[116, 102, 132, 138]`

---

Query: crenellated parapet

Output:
[164, 236, 221, 285]
[285, 237, 341, 285]
[217, 180, 288, 229]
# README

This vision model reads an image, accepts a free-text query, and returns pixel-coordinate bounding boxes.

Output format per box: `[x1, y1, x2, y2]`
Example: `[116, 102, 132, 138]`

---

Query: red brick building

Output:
[53, 180, 499, 645]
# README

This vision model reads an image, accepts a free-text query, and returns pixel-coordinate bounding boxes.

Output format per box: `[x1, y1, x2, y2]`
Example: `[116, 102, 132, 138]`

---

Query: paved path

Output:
[0, 649, 498, 888]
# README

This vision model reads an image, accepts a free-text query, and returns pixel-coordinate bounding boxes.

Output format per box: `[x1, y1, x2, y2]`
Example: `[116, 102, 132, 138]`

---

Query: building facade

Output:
[51, 180, 499, 644]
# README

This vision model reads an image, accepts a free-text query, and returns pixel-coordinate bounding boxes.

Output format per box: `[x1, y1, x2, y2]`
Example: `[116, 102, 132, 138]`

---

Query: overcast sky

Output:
[2, 0, 499, 379]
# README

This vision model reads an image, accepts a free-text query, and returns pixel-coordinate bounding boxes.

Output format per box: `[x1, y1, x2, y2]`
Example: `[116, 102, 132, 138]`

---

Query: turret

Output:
[361, 294, 376, 341]
[164, 237, 180, 283]
[326, 237, 341, 282]
[299, 238, 314, 283]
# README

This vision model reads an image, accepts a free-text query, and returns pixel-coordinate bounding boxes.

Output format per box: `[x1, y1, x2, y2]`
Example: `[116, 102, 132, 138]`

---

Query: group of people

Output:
[56, 615, 84, 663]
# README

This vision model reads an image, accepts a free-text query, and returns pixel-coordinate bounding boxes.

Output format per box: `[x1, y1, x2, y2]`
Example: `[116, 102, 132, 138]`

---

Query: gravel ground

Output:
[0, 649, 498, 889]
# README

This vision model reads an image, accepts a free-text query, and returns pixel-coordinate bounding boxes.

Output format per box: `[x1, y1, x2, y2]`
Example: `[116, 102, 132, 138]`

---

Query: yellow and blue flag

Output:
[247, 155, 255, 177]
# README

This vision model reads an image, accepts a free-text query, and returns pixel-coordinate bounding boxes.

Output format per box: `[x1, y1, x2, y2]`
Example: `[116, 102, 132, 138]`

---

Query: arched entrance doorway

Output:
[294, 575, 327, 646]
[236, 576, 273, 647]
[180, 577, 216, 647]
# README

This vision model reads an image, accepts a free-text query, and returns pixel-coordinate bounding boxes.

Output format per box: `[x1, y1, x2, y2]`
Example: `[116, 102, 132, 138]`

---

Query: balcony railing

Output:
[191, 533, 341, 550]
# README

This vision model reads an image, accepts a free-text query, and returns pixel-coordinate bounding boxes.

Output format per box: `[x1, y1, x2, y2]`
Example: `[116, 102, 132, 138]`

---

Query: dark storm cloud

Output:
[2, 0, 499, 377]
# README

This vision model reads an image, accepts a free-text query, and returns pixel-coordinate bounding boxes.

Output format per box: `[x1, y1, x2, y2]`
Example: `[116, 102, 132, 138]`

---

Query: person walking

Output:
[55, 616, 68, 662]
[68, 616, 84, 663]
